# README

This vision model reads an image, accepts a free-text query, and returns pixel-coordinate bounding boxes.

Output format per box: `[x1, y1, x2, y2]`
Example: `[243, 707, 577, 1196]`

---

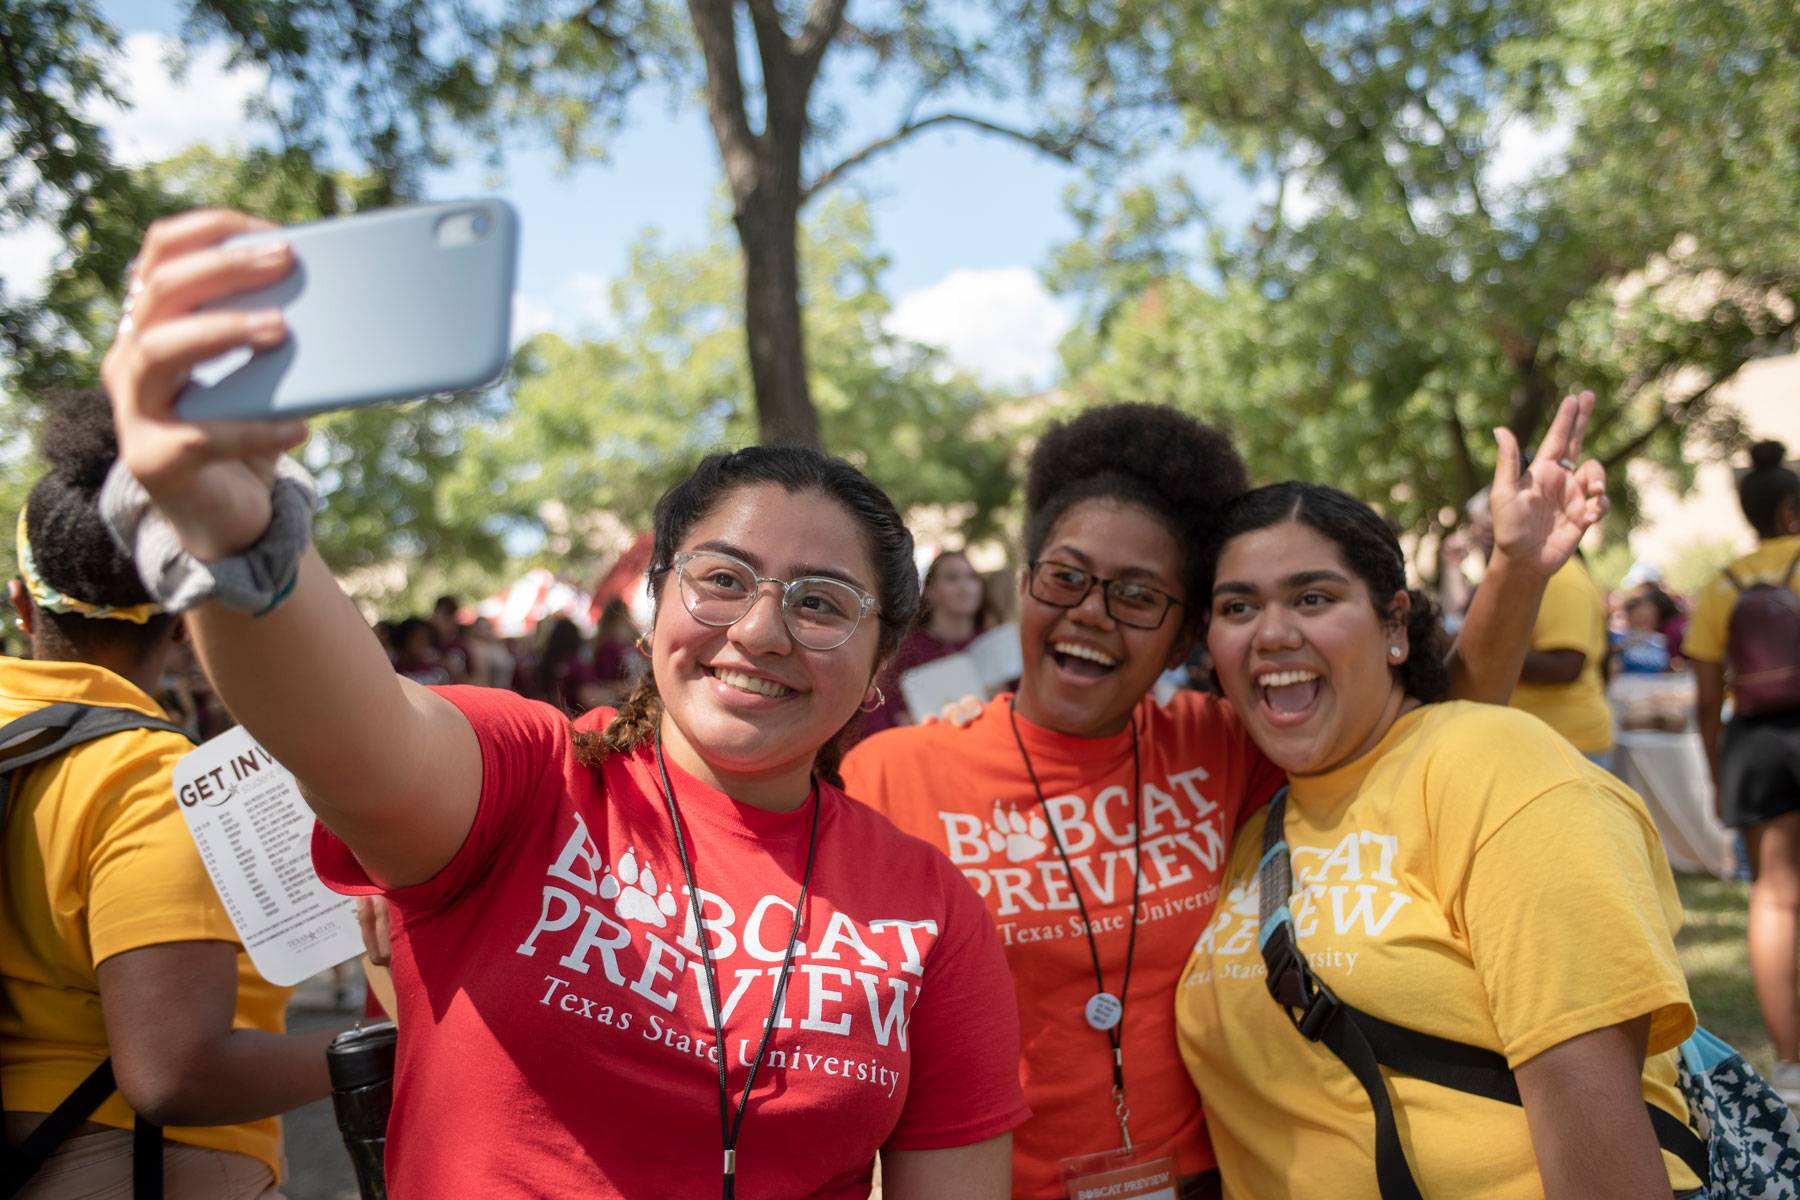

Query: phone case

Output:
[176, 198, 519, 421]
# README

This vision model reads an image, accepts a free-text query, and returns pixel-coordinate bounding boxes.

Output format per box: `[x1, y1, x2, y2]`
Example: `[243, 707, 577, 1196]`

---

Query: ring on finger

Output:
[1556, 456, 1577, 471]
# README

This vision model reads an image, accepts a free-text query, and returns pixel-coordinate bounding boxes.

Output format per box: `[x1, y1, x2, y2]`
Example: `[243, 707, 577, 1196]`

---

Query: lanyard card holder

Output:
[1060, 1147, 1179, 1200]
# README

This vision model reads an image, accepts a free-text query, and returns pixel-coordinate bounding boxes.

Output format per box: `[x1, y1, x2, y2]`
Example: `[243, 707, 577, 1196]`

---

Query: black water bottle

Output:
[326, 1021, 398, 1200]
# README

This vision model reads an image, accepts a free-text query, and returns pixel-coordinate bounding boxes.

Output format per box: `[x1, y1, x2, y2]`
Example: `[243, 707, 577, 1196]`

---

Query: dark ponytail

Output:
[1739, 440, 1799, 539]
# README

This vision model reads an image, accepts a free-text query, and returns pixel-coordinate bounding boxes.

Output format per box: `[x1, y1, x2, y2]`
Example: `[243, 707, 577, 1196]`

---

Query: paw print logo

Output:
[598, 847, 678, 928]
[987, 802, 1050, 863]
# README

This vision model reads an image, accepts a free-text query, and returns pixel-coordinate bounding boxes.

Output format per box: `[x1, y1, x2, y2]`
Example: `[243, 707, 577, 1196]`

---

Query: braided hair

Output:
[573, 445, 919, 786]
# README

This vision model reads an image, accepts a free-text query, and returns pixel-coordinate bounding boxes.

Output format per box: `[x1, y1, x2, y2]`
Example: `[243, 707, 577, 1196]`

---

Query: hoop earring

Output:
[860, 686, 885, 714]
[636, 634, 652, 657]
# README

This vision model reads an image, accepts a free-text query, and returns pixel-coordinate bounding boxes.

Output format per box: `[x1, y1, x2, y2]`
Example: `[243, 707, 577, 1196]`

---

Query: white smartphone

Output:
[175, 198, 519, 421]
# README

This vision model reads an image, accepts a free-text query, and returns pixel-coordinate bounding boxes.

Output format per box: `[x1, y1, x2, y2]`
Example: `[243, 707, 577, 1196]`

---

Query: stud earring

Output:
[1389, 646, 1404, 659]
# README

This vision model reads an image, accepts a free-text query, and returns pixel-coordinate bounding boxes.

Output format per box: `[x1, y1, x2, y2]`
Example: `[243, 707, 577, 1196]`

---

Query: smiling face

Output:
[652, 483, 883, 807]
[1206, 520, 1411, 776]
[1012, 499, 1190, 738]
[924, 553, 985, 624]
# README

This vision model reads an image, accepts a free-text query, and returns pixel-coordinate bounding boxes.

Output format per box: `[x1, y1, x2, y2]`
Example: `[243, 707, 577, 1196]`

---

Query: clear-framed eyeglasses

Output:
[669, 550, 880, 651]
[1026, 559, 1183, 631]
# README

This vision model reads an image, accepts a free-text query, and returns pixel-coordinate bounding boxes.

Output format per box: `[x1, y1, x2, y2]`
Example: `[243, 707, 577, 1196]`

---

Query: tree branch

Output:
[685, 0, 761, 204]
[793, 0, 850, 73]
[803, 111, 1104, 204]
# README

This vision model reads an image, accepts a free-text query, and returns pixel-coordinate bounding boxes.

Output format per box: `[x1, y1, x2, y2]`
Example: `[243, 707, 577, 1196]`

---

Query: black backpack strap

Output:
[1254, 790, 1710, 1196]
[1, 703, 187, 1198]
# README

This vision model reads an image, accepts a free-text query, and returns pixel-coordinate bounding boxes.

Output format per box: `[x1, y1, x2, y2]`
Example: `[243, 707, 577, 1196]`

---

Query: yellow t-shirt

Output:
[1176, 702, 1698, 1200]
[1682, 533, 1800, 665]
[0, 656, 290, 1180]
[1509, 556, 1614, 752]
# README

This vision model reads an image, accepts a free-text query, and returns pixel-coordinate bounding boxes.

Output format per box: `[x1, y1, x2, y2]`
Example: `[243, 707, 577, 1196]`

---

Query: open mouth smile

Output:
[1255, 668, 1322, 722]
[1050, 640, 1122, 678]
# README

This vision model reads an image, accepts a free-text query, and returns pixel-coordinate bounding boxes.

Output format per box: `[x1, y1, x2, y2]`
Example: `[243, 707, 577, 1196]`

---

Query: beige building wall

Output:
[1626, 352, 1800, 579]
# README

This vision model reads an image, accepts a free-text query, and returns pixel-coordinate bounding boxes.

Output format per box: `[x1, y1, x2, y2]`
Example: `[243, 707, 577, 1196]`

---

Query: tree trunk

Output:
[736, 190, 819, 448]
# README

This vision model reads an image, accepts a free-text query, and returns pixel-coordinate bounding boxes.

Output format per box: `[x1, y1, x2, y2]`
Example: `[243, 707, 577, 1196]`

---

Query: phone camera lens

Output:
[471, 212, 492, 237]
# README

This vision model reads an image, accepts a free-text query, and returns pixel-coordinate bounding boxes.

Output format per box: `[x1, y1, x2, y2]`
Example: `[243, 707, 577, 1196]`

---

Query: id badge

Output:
[1060, 1147, 1180, 1200]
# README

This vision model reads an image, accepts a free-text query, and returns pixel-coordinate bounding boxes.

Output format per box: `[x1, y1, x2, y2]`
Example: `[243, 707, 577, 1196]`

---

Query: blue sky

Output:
[4, 1, 1261, 388]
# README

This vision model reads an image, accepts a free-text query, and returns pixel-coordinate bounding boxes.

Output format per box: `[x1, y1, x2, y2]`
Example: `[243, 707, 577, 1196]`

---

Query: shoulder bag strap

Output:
[1253, 790, 1709, 1196]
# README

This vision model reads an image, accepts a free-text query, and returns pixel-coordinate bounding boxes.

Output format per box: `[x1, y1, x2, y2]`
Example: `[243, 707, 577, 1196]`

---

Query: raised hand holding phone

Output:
[101, 208, 307, 563]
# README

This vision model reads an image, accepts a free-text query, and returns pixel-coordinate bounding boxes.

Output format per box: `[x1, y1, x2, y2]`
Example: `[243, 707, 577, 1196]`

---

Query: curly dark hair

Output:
[20, 390, 175, 656]
[1202, 482, 1451, 703]
[576, 445, 919, 786]
[1739, 440, 1799, 539]
[1023, 404, 1248, 626]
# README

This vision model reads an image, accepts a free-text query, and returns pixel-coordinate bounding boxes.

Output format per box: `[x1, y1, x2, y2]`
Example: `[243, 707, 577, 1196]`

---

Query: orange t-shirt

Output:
[841, 691, 1283, 1198]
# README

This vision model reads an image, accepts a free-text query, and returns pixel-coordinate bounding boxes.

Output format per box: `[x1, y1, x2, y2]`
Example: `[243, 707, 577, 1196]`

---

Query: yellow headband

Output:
[16, 505, 163, 625]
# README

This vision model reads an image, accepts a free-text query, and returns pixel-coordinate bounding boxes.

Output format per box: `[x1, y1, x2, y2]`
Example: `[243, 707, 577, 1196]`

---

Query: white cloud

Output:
[101, 34, 267, 166]
[1485, 112, 1574, 196]
[511, 271, 620, 347]
[565, 271, 614, 331]
[511, 292, 560, 347]
[888, 267, 1072, 389]
[0, 222, 65, 298]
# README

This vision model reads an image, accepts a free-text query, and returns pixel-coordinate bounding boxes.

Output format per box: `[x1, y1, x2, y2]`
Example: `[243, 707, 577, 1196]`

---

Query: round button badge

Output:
[1083, 991, 1123, 1031]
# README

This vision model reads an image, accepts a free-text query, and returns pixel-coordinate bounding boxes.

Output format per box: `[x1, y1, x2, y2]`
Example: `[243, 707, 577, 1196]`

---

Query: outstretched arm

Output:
[103, 209, 480, 888]
[1446, 392, 1608, 704]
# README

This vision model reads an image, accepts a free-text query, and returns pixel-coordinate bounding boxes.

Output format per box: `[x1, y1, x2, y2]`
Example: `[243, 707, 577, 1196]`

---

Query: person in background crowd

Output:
[390, 616, 449, 687]
[464, 615, 517, 690]
[1613, 594, 1674, 674]
[589, 598, 643, 708]
[862, 550, 991, 736]
[844, 399, 1606, 1199]
[1686, 438, 1800, 1106]
[3, 393, 333, 1197]
[98, 206, 1029, 1198]
[1466, 486, 1615, 767]
[535, 614, 604, 714]
[1178, 481, 1698, 1200]
[429, 594, 471, 684]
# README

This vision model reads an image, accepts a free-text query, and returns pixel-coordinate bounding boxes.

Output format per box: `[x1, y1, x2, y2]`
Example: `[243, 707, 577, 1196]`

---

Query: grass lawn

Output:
[1674, 873, 1776, 1076]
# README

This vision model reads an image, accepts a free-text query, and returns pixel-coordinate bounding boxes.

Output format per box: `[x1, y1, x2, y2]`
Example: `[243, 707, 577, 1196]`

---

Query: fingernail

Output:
[251, 240, 290, 267]
[249, 309, 285, 338]
[276, 419, 307, 441]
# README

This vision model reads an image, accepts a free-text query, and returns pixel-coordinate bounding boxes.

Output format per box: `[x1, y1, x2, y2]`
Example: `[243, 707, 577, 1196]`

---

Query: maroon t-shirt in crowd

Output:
[313, 687, 1028, 1198]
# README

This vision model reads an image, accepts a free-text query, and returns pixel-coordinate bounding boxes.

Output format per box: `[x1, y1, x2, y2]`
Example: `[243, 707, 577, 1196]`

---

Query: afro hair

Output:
[1022, 403, 1248, 615]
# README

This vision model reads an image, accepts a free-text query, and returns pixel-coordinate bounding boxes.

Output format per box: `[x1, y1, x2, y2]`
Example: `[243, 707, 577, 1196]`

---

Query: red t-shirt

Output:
[314, 687, 1028, 1198]
[841, 691, 1283, 1198]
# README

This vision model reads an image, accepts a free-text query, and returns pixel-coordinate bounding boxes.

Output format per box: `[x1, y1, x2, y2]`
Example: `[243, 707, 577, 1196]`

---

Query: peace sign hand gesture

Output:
[1489, 391, 1610, 577]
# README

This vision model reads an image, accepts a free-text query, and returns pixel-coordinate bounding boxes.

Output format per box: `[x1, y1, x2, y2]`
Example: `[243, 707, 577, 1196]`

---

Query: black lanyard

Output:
[1006, 697, 1144, 1149]
[654, 733, 821, 1199]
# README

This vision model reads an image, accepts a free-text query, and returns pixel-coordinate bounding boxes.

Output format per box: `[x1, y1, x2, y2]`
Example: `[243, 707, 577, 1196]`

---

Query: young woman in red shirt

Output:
[842, 401, 1609, 1198]
[98, 209, 1028, 1198]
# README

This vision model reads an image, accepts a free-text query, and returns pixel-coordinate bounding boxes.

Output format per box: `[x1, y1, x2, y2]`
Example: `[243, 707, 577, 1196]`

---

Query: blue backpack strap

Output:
[1252, 788, 1710, 1196]
[0, 702, 191, 1199]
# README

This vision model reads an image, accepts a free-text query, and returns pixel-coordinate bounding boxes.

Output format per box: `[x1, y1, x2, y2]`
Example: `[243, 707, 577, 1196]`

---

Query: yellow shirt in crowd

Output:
[1509, 556, 1614, 753]
[1176, 702, 1699, 1200]
[0, 656, 289, 1180]
[1682, 532, 1800, 666]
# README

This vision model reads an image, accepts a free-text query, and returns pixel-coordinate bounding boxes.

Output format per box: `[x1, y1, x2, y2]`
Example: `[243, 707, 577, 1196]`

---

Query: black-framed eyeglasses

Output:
[1026, 560, 1183, 630]
[670, 550, 880, 651]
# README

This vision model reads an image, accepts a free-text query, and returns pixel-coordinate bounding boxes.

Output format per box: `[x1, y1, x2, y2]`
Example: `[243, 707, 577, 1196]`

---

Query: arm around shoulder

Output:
[882, 1133, 1012, 1200]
